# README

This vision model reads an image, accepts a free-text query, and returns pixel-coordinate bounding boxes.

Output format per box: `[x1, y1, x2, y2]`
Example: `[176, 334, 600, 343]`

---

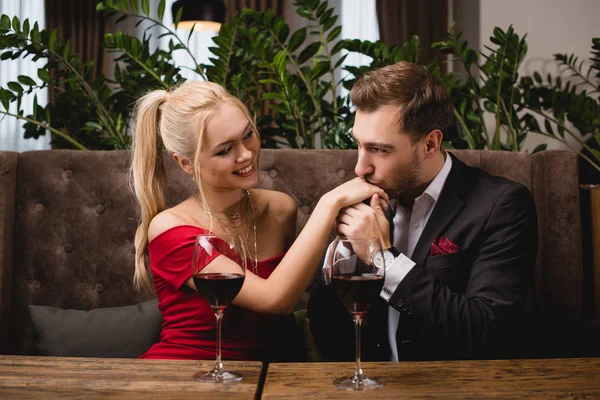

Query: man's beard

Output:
[385, 147, 422, 200]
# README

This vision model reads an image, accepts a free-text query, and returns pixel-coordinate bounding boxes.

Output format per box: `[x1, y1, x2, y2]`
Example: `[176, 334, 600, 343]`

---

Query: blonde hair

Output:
[131, 80, 256, 292]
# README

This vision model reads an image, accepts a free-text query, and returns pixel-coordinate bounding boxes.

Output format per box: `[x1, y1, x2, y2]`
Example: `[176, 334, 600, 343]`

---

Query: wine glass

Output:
[325, 236, 386, 390]
[191, 233, 246, 383]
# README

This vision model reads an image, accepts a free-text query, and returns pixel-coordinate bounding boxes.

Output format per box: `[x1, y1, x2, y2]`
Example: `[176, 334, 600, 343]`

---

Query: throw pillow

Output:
[29, 299, 162, 358]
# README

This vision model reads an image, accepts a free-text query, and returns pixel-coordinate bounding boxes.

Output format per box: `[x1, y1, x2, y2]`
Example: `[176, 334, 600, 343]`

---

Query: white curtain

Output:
[339, 0, 379, 99]
[0, 0, 50, 152]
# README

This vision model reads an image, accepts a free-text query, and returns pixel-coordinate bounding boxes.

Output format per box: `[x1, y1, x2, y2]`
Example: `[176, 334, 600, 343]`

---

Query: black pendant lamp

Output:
[171, 0, 225, 31]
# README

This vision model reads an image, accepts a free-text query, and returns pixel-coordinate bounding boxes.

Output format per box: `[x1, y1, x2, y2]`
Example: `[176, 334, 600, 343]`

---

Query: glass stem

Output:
[353, 314, 364, 383]
[214, 309, 224, 375]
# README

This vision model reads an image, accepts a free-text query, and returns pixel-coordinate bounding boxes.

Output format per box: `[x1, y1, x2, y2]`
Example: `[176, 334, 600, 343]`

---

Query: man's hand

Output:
[336, 193, 391, 249]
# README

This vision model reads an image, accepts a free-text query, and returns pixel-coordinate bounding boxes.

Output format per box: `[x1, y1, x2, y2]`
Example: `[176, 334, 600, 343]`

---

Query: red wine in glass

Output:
[192, 233, 246, 383]
[332, 274, 384, 317]
[326, 236, 386, 390]
[193, 273, 245, 312]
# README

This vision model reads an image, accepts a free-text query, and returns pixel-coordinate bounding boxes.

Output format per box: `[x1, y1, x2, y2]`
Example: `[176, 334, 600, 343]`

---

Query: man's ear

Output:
[173, 154, 194, 177]
[424, 129, 443, 156]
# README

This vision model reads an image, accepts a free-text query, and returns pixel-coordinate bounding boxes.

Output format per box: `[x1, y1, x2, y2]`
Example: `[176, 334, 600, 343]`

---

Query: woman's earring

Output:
[191, 176, 195, 181]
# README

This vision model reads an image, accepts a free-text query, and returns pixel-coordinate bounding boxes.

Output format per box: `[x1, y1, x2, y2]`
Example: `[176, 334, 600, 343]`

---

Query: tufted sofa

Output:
[0, 149, 591, 357]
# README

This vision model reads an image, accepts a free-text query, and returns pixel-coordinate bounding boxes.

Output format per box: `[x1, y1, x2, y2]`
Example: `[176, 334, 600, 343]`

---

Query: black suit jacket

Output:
[308, 154, 539, 361]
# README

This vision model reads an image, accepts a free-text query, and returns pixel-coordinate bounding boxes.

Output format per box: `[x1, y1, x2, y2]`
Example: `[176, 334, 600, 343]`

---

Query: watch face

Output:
[372, 250, 394, 269]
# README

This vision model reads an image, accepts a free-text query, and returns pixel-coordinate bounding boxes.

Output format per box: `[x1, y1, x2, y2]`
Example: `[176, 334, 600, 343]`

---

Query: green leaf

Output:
[544, 119, 554, 135]
[22, 19, 30, 37]
[130, 0, 139, 14]
[493, 27, 506, 41]
[258, 79, 280, 85]
[158, 0, 166, 21]
[0, 88, 9, 110]
[466, 111, 481, 124]
[85, 121, 103, 131]
[532, 144, 547, 153]
[0, 15, 10, 30]
[334, 53, 348, 69]
[174, 7, 183, 28]
[187, 23, 197, 43]
[327, 26, 342, 43]
[296, 7, 313, 19]
[142, 0, 150, 16]
[262, 92, 284, 100]
[298, 42, 321, 64]
[277, 23, 290, 43]
[11, 16, 20, 32]
[37, 68, 49, 83]
[309, 60, 330, 80]
[316, 2, 327, 18]
[483, 100, 496, 113]
[331, 39, 346, 55]
[273, 50, 287, 76]
[288, 27, 307, 53]
[322, 15, 338, 32]
[17, 75, 36, 86]
[7, 81, 23, 93]
[319, 8, 333, 25]
[533, 71, 542, 84]
[49, 29, 57, 50]
[32, 94, 38, 118]
[465, 49, 478, 67]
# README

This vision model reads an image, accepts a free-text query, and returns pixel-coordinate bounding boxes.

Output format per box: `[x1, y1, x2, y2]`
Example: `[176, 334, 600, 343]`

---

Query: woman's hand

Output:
[324, 177, 390, 212]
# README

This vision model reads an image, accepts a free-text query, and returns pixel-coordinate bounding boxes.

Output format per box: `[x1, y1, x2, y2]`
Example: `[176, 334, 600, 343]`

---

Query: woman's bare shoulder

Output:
[148, 204, 196, 242]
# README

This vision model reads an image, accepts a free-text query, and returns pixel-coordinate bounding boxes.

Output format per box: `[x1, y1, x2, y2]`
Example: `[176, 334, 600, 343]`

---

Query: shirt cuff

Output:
[380, 253, 416, 302]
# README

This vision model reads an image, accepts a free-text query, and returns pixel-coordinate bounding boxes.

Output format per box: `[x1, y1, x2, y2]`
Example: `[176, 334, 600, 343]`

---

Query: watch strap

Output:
[386, 246, 400, 258]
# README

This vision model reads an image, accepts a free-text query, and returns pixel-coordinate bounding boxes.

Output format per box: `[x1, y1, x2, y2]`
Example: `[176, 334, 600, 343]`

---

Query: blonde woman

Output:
[131, 81, 388, 361]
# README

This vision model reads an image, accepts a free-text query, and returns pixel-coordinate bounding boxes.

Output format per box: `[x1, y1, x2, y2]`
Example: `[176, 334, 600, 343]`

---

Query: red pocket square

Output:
[430, 236, 460, 256]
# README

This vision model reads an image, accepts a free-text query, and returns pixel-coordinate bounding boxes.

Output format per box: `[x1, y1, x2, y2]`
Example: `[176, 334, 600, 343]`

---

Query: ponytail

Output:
[131, 90, 169, 293]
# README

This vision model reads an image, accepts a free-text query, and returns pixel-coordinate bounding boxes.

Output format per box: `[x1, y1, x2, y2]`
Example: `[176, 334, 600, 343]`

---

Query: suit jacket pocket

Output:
[425, 248, 469, 268]
[424, 248, 470, 292]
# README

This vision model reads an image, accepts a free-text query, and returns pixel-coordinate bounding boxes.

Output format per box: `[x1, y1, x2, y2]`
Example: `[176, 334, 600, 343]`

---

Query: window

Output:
[0, 0, 50, 151]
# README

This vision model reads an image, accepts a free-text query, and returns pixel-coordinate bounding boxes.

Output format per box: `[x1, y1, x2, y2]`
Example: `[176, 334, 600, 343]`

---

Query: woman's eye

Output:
[243, 130, 253, 140]
[217, 146, 232, 156]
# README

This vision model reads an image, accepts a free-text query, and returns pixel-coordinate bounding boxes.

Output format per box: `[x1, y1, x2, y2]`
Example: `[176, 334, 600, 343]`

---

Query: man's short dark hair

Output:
[350, 61, 454, 143]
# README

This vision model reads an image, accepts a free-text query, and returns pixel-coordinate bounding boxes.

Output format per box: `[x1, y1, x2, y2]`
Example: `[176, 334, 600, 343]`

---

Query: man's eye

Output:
[217, 146, 232, 156]
[371, 147, 387, 154]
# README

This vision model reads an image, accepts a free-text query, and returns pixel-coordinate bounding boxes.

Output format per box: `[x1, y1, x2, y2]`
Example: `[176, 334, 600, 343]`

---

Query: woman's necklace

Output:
[194, 190, 244, 230]
[245, 191, 259, 276]
[195, 190, 259, 275]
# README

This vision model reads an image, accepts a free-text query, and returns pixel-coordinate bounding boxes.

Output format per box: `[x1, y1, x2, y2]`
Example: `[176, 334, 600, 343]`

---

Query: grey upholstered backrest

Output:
[0, 149, 582, 354]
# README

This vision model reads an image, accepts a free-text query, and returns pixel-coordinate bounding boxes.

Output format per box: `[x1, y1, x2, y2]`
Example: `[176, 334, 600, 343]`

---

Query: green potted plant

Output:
[0, 14, 130, 150]
[0, 0, 419, 150]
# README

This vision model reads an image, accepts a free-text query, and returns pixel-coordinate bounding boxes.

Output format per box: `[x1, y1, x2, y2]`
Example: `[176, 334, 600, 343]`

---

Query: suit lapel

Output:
[410, 154, 467, 266]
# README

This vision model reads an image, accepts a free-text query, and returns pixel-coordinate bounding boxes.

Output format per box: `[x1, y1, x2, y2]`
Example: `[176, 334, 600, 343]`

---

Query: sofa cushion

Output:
[29, 299, 162, 358]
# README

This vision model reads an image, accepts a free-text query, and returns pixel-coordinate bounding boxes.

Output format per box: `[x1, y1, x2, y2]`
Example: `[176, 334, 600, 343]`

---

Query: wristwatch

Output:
[372, 247, 400, 269]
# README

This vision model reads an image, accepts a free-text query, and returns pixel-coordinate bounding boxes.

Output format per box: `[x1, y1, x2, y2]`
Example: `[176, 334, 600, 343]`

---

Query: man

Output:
[308, 61, 538, 361]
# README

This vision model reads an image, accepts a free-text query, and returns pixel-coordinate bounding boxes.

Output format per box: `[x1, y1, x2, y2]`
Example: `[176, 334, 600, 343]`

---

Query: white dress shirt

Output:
[380, 153, 453, 361]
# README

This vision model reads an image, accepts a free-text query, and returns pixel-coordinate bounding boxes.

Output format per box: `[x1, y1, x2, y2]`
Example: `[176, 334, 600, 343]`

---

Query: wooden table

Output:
[0, 356, 263, 399]
[261, 358, 600, 399]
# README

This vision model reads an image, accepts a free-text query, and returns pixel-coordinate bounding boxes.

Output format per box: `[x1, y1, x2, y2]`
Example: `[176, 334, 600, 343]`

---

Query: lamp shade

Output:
[171, 0, 225, 31]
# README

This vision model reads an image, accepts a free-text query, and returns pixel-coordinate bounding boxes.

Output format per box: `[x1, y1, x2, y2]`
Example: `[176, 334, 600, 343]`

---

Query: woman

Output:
[131, 81, 387, 361]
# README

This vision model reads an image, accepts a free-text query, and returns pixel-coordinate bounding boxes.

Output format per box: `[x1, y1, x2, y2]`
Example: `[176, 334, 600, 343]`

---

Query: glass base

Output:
[193, 369, 244, 383]
[333, 375, 383, 390]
